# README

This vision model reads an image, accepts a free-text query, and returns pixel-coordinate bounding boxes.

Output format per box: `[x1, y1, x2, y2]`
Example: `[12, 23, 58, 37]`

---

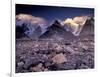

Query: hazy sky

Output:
[16, 4, 94, 24]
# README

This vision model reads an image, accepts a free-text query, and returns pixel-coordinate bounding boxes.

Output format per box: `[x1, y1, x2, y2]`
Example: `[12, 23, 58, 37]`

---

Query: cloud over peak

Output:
[16, 14, 47, 26]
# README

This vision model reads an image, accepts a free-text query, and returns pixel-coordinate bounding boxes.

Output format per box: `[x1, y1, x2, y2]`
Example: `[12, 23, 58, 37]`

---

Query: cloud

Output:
[63, 18, 78, 27]
[62, 16, 88, 36]
[16, 14, 47, 26]
[62, 16, 88, 26]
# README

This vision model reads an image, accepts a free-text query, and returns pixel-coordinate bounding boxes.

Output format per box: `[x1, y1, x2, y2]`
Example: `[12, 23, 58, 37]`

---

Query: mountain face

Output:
[16, 15, 94, 39]
[16, 18, 47, 39]
[39, 20, 76, 41]
[40, 16, 94, 40]
[16, 23, 29, 38]
[39, 20, 64, 37]
[80, 16, 94, 35]
[62, 16, 94, 36]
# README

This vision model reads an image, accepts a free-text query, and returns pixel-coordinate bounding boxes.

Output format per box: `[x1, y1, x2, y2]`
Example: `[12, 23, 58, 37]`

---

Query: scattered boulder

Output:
[66, 46, 76, 54]
[78, 42, 88, 50]
[44, 68, 49, 71]
[17, 62, 24, 67]
[23, 57, 40, 69]
[31, 63, 43, 72]
[55, 44, 63, 51]
[52, 53, 67, 64]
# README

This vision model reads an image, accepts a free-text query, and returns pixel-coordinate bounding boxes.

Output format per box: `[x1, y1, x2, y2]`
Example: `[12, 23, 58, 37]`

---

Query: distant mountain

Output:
[80, 16, 94, 35]
[40, 16, 94, 40]
[39, 20, 76, 41]
[39, 20, 64, 37]
[16, 15, 94, 39]
[62, 15, 94, 36]
[16, 18, 47, 39]
[16, 23, 28, 38]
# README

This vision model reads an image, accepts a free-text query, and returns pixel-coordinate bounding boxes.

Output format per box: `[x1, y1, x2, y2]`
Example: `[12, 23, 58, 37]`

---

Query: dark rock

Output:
[44, 60, 53, 68]
[65, 43, 71, 45]
[23, 57, 40, 69]
[36, 50, 51, 54]
[30, 63, 43, 72]
[55, 63, 76, 70]
[75, 60, 83, 69]
[48, 64, 58, 71]
[78, 64, 89, 69]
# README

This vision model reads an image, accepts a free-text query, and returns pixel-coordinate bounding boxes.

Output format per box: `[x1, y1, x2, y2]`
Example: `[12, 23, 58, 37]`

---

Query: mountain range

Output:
[16, 15, 94, 40]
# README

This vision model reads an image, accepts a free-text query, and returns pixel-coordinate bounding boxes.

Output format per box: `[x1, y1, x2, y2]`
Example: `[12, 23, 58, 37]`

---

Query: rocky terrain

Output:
[16, 35, 94, 73]
[15, 15, 94, 73]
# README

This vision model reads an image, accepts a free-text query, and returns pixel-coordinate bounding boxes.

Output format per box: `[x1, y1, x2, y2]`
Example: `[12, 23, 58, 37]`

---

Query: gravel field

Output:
[16, 34, 94, 73]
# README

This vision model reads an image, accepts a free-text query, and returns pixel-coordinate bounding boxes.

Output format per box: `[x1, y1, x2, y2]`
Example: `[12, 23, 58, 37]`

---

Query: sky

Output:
[16, 4, 94, 25]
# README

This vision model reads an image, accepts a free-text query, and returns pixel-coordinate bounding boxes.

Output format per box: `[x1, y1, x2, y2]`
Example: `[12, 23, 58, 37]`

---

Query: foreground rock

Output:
[52, 53, 67, 64]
